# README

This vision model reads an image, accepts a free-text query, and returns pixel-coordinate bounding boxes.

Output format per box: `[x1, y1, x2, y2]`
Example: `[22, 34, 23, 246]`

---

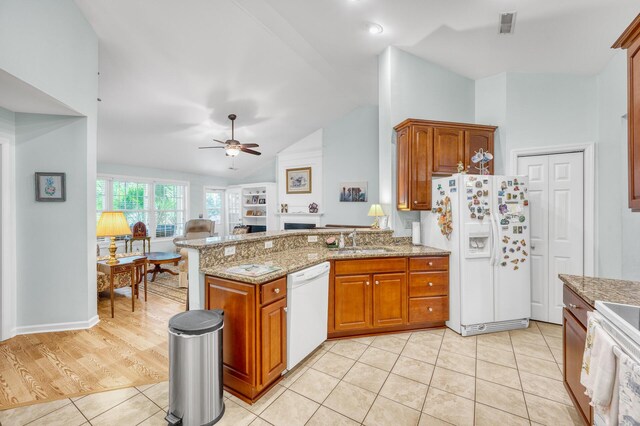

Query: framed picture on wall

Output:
[35, 172, 66, 202]
[339, 182, 368, 202]
[286, 167, 312, 194]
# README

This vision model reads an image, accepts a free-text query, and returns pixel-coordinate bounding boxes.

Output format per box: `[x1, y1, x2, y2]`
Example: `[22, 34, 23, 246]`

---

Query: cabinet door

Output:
[260, 298, 287, 386]
[206, 278, 255, 386]
[410, 126, 433, 210]
[563, 309, 592, 425]
[432, 127, 464, 174]
[464, 130, 494, 175]
[396, 127, 411, 210]
[372, 273, 407, 327]
[334, 275, 371, 331]
[629, 36, 640, 210]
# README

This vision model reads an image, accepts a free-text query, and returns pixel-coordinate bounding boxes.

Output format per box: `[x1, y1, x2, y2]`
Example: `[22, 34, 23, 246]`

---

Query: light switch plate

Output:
[224, 246, 236, 256]
[264, 241, 273, 249]
[308, 236, 318, 243]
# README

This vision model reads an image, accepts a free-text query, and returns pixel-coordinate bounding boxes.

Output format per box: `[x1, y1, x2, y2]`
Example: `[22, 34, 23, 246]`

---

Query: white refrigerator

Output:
[421, 174, 531, 336]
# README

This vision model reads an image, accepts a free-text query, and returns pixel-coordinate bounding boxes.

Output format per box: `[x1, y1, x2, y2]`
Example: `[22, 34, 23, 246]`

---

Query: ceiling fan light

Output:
[367, 22, 383, 35]
[225, 146, 241, 157]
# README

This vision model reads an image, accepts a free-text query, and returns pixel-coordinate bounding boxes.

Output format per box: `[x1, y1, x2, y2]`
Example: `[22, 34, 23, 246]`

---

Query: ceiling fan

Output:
[199, 114, 261, 157]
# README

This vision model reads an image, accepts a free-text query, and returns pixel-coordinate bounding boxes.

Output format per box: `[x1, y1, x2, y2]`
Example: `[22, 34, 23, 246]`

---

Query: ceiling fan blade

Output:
[240, 143, 259, 148]
[241, 147, 262, 156]
[199, 146, 226, 149]
[213, 139, 227, 144]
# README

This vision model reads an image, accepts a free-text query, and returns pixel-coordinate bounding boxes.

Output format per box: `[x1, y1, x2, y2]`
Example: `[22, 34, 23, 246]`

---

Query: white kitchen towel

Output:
[617, 351, 640, 425]
[581, 312, 617, 410]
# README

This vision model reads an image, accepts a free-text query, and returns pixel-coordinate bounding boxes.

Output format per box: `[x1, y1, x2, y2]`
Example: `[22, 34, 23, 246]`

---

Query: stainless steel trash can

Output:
[166, 309, 224, 426]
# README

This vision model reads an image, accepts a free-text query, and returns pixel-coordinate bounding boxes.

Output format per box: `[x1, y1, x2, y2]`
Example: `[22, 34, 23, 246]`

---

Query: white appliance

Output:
[593, 301, 640, 426]
[422, 174, 531, 336]
[286, 262, 330, 370]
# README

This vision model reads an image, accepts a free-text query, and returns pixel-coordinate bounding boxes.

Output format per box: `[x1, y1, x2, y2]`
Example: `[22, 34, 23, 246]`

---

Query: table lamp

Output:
[368, 204, 385, 229]
[97, 211, 132, 265]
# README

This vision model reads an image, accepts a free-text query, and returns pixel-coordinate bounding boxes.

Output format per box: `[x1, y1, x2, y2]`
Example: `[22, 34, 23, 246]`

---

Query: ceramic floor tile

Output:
[230, 384, 285, 415]
[474, 402, 529, 426]
[329, 340, 369, 360]
[321, 340, 338, 350]
[519, 371, 573, 406]
[392, 356, 435, 385]
[422, 387, 474, 426]
[400, 341, 439, 364]
[475, 379, 528, 418]
[249, 418, 273, 426]
[509, 330, 547, 346]
[441, 333, 476, 358]
[409, 331, 444, 348]
[363, 395, 421, 426]
[216, 400, 257, 426]
[430, 367, 475, 400]
[358, 346, 400, 371]
[27, 403, 87, 426]
[260, 390, 319, 426]
[306, 406, 359, 426]
[418, 413, 453, 425]
[289, 368, 339, 403]
[342, 361, 389, 393]
[302, 348, 327, 367]
[0, 399, 71, 426]
[551, 346, 564, 365]
[476, 359, 521, 390]
[136, 383, 156, 392]
[142, 381, 168, 409]
[279, 365, 308, 388]
[138, 410, 170, 426]
[525, 392, 583, 425]
[371, 335, 408, 354]
[544, 335, 563, 350]
[323, 381, 376, 423]
[476, 345, 517, 368]
[73, 387, 139, 419]
[476, 333, 513, 353]
[392, 332, 413, 341]
[436, 350, 476, 376]
[515, 353, 562, 380]
[536, 322, 563, 339]
[351, 335, 375, 345]
[512, 341, 555, 361]
[90, 393, 161, 426]
[311, 351, 356, 379]
[379, 373, 428, 411]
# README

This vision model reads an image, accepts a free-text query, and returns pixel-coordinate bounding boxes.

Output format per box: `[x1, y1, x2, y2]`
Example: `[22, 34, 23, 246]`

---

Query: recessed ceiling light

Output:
[367, 22, 384, 35]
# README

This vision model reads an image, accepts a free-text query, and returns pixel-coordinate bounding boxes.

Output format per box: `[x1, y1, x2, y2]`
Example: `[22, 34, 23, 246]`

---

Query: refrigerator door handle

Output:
[489, 211, 500, 266]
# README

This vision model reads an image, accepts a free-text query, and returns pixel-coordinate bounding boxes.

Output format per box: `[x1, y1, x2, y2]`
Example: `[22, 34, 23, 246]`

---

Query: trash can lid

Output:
[169, 309, 224, 335]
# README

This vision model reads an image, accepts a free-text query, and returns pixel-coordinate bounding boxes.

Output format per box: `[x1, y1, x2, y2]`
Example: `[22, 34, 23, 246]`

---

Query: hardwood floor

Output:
[0, 288, 183, 410]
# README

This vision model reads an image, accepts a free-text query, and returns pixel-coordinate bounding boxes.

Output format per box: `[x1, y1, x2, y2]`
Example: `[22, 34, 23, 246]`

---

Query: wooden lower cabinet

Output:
[329, 256, 449, 338]
[562, 285, 593, 425]
[206, 276, 287, 403]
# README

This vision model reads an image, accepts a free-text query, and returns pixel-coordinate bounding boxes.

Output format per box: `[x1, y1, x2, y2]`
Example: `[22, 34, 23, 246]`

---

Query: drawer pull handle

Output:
[414, 201, 418, 204]
[428, 282, 433, 287]
[428, 307, 433, 312]
[274, 288, 280, 294]
[428, 262, 433, 266]
[568, 303, 578, 309]
[375, 281, 379, 285]
[366, 281, 370, 286]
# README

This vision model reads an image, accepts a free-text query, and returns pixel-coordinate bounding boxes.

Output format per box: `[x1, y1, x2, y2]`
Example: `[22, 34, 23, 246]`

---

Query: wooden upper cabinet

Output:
[394, 119, 497, 211]
[334, 275, 371, 331]
[613, 14, 640, 211]
[464, 130, 494, 174]
[372, 273, 407, 328]
[432, 127, 464, 174]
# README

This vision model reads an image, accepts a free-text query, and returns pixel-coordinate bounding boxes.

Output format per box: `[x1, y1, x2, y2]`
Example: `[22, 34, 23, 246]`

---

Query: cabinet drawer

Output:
[261, 278, 287, 305]
[409, 272, 448, 297]
[334, 258, 406, 275]
[409, 296, 448, 324]
[409, 257, 449, 272]
[563, 285, 592, 328]
[112, 265, 132, 275]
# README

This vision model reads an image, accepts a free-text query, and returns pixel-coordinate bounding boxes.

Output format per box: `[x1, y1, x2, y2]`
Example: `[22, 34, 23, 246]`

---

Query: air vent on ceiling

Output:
[499, 12, 516, 35]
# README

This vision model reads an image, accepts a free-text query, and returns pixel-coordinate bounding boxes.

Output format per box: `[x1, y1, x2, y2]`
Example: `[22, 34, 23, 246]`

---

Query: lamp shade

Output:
[97, 211, 132, 237]
[367, 204, 385, 217]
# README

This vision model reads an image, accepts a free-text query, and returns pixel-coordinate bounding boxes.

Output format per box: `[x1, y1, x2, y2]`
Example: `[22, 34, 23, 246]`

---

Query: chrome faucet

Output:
[348, 229, 357, 247]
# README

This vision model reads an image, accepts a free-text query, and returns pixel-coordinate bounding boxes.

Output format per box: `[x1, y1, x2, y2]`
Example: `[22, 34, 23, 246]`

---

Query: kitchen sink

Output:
[333, 247, 394, 255]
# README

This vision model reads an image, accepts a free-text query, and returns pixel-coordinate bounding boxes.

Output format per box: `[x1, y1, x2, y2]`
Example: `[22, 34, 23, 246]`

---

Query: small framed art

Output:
[286, 167, 312, 194]
[35, 172, 66, 202]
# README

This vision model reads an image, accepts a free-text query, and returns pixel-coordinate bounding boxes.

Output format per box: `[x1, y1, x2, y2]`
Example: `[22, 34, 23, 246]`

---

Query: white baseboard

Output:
[15, 315, 100, 335]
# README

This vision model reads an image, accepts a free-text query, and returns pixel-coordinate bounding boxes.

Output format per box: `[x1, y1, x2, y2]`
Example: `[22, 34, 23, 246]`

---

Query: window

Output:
[205, 189, 225, 236]
[97, 176, 188, 239]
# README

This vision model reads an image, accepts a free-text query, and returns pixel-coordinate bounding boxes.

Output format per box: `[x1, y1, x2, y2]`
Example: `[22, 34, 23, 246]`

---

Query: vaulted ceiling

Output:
[75, 0, 638, 179]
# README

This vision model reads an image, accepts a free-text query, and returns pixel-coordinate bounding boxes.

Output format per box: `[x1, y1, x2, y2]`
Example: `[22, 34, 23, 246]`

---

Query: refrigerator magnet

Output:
[523, 250, 528, 256]
[514, 266, 519, 270]
[519, 216, 525, 222]
[521, 240, 526, 246]
[518, 226, 523, 233]
[501, 262, 507, 267]
[483, 190, 489, 196]
[449, 179, 456, 187]
[514, 178, 519, 185]
[467, 188, 473, 194]
[523, 200, 529, 206]
[498, 190, 505, 196]
[451, 188, 457, 193]
[475, 181, 482, 188]
[501, 181, 507, 189]
[508, 180, 513, 186]
[500, 218, 509, 225]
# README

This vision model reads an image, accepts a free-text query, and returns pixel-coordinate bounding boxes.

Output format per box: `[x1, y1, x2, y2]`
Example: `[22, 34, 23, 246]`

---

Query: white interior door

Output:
[517, 152, 584, 324]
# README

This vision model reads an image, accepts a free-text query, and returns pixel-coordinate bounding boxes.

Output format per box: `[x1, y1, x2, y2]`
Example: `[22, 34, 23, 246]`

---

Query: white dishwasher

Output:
[286, 261, 330, 370]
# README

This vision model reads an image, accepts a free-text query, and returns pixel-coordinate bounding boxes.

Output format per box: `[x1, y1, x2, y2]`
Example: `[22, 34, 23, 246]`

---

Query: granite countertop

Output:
[175, 228, 394, 249]
[202, 244, 449, 284]
[559, 274, 640, 307]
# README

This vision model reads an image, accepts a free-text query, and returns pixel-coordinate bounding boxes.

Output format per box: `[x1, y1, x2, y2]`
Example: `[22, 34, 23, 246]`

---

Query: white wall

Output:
[0, 0, 99, 333]
[475, 73, 507, 174]
[323, 105, 379, 226]
[379, 47, 476, 235]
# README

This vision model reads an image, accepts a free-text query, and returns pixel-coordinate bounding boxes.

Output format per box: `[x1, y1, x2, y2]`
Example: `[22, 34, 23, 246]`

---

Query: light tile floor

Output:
[0, 321, 581, 426]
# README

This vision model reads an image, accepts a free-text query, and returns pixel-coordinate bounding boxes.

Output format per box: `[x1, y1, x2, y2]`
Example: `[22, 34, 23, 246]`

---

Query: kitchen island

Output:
[176, 229, 450, 403]
[560, 274, 640, 425]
